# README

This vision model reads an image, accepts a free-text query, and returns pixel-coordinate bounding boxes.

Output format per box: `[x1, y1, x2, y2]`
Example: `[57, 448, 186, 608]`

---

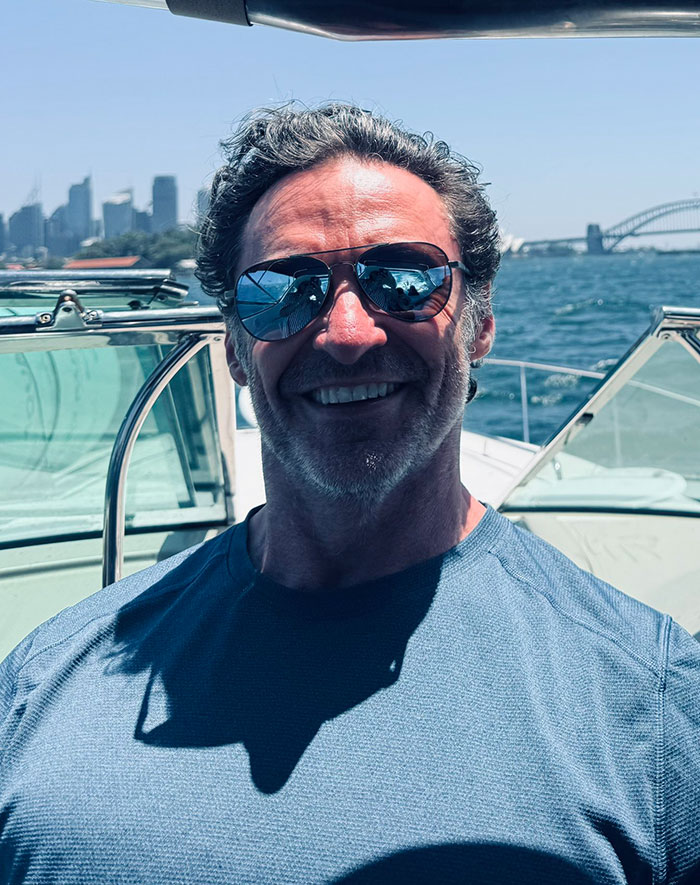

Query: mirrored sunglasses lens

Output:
[235, 257, 329, 340]
[357, 243, 451, 320]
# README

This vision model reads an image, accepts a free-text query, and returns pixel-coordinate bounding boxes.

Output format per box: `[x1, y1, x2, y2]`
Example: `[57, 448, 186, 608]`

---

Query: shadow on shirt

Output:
[111, 552, 440, 795]
[331, 843, 599, 884]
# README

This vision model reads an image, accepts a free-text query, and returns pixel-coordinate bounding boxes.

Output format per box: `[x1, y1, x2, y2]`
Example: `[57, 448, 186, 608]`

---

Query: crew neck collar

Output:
[226, 505, 508, 618]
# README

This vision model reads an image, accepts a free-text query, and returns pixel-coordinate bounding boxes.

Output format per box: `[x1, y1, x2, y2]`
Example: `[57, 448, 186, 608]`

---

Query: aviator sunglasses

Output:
[227, 241, 472, 342]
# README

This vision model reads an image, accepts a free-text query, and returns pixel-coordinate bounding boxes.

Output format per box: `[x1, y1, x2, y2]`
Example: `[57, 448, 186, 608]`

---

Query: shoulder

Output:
[13, 528, 228, 657]
[491, 515, 700, 875]
[486, 511, 674, 675]
[0, 525, 242, 726]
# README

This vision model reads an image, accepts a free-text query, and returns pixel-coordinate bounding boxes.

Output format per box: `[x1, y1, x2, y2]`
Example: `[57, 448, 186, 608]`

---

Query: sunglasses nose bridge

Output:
[317, 260, 381, 323]
[324, 260, 370, 304]
[327, 259, 357, 280]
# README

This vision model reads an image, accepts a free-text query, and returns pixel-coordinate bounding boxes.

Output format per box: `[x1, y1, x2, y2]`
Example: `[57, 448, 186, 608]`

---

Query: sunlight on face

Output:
[232, 157, 489, 504]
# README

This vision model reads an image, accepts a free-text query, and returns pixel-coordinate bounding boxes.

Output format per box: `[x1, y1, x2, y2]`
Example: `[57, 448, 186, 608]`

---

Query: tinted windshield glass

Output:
[0, 342, 226, 544]
[504, 334, 700, 514]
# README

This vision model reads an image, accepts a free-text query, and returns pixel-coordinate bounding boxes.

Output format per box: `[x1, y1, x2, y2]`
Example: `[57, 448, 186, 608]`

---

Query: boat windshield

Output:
[0, 340, 227, 546]
[503, 330, 700, 515]
[0, 272, 189, 314]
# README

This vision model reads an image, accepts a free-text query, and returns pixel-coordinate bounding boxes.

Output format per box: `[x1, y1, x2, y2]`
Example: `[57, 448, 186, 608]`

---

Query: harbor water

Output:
[474, 252, 700, 443]
[183, 252, 700, 446]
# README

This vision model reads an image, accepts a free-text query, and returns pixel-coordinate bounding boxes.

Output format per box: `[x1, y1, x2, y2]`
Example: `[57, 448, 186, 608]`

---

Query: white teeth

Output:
[310, 382, 398, 405]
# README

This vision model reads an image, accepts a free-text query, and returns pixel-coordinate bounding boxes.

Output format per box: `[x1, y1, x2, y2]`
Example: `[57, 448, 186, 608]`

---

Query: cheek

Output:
[435, 296, 467, 333]
[440, 300, 476, 354]
[401, 314, 462, 369]
[250, 341, 297, 396]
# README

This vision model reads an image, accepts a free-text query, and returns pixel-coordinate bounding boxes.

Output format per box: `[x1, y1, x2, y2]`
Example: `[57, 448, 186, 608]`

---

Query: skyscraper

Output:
[9, 204, 44, 255]
[103, 191, 133, 239]
[46, 205, 79, 256]
[67, 176, 93, 242]
[0, 214, 6, 256]
[151, 175, 178, 233]
[132, 208, 151, 233]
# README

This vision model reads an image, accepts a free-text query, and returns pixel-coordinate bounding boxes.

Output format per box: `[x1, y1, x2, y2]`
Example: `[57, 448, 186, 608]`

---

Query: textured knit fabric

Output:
[1, 507, 699, 884]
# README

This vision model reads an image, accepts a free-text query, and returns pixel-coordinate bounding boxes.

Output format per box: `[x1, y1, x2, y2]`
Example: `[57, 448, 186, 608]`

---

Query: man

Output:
[1, 104, 698, 884]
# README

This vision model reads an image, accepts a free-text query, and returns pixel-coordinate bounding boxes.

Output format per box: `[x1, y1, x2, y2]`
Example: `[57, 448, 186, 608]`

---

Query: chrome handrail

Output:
[484, 357, 606, 379]
[102, 333, 210, 587]
[484, 349, 700, 444]
[482, 357, 606, 444]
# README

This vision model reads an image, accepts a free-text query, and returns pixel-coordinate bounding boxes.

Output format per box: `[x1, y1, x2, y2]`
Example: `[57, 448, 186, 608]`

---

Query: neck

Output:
[247, 428, 486, 590]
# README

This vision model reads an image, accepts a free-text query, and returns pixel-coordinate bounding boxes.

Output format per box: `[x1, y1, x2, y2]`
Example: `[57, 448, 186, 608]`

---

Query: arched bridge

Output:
[520, 198, 700, 254]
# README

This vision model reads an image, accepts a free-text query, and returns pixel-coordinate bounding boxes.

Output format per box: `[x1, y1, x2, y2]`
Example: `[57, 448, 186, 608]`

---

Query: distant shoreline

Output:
[503, 248, 700, 259]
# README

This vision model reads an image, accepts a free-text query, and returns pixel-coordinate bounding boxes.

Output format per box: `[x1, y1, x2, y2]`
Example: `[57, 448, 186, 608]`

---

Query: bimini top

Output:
[96, 0, 700, 40]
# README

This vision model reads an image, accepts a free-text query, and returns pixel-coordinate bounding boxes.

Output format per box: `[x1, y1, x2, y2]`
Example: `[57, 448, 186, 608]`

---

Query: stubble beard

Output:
[234, 320, 475, 511]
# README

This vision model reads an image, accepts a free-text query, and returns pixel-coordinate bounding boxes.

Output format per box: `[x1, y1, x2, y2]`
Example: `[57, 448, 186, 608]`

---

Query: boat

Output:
[3, 2, 699, 659]
[1, 269, 697, 659]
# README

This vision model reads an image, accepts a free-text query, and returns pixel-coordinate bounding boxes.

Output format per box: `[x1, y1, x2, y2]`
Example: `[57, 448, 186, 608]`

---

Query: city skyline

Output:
[5, 145, 698, 252]
[3, 0, 698, 249]
[0, 173, 201, 259]
[3, 170, 700, 259]
[1, 173, 193, 227]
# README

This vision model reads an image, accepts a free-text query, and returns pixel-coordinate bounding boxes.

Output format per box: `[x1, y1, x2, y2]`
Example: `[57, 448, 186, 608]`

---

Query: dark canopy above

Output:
[159, 0, 700, 39]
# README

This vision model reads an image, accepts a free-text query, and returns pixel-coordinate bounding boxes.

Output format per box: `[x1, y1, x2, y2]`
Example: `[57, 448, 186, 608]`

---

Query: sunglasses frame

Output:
[227, 241, 473, 342]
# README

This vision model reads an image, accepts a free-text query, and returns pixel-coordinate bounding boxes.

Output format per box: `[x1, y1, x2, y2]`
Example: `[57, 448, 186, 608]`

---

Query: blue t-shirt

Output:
[1, 507, 699, 884]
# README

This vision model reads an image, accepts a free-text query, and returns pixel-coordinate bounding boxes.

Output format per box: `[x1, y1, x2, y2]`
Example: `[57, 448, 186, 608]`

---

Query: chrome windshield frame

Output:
[497, 305, 700, 511]
[0, 301, 236, 584]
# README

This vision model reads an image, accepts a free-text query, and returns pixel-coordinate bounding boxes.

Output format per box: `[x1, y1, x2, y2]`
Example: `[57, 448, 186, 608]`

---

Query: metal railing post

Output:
[519, 363, 530, 444]
[101, 333, 209, 588]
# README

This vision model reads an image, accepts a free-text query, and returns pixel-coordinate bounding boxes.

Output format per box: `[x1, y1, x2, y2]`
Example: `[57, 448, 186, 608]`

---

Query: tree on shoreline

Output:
[76, 229, 197, 268]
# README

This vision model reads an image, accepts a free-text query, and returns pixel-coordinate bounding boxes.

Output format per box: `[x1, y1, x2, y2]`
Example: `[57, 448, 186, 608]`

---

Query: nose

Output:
[312, 279, 387, 365]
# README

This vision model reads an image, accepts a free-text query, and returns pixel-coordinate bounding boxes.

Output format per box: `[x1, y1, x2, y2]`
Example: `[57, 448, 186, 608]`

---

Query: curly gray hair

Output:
[196, 103, 499, 362]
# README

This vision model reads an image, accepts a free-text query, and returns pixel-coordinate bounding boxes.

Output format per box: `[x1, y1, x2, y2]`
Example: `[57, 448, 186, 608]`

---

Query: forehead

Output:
[238, 156, 457, 270]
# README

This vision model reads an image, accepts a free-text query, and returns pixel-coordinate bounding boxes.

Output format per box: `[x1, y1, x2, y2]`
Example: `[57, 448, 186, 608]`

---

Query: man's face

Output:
[227, 156, 493, 502]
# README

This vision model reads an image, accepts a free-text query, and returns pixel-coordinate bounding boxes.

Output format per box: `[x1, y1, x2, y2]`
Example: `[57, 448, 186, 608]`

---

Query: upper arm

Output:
[661, 623, 700, 884]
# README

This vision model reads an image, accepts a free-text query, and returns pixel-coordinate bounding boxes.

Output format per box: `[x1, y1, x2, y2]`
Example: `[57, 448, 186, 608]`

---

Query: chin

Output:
[314, 453, 410, 503]
[264, 434, 412, 506]
[254, 381, 468, 505]
[296, 435, 444, 510]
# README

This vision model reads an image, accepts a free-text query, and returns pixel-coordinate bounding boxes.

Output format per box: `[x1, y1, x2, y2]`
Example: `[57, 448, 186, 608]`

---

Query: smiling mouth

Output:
[306, 382, 401, 406]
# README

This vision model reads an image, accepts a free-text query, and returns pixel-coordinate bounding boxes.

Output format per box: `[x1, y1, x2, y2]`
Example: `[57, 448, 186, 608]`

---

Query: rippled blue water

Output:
[468, 252, 700, 443]
[184, 252, 700, 445]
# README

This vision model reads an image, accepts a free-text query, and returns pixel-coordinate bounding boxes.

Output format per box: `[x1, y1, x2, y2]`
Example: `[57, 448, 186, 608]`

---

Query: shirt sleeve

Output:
[0, 630, 42, 757]
[662, 619, 700, 884]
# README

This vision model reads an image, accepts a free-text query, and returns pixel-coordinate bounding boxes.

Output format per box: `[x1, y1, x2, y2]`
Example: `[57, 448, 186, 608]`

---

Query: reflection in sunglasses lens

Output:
[235, 243, 452, 340]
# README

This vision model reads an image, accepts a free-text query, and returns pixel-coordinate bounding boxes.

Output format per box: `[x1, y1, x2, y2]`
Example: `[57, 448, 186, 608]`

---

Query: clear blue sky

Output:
[2, 0, 698, 241]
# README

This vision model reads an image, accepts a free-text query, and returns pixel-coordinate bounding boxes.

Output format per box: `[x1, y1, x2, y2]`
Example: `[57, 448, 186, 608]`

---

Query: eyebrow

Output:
[242, 242, 393, 268]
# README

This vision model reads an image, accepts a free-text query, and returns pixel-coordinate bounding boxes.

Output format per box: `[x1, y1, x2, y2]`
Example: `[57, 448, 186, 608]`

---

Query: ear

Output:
[224, 331, 248, 387]
[470, 284, 495, 362]
[470, 312, 495, 363]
